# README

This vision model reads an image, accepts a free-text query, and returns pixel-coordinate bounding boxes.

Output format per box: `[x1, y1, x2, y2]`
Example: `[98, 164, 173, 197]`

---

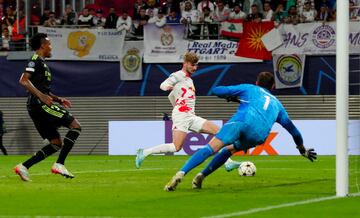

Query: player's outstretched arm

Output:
[296, 144, 317, 162]
[276, 107, 317, 162]
[211, 86, 242, 103]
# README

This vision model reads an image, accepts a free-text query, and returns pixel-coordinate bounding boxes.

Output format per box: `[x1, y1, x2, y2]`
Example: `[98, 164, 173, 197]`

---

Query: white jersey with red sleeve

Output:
[160, 70, 196, 114]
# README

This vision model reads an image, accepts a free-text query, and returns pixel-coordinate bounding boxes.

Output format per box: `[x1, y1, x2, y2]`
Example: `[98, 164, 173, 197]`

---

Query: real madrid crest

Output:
[160, 25, 174, 46]
[123, 48, 141, 72]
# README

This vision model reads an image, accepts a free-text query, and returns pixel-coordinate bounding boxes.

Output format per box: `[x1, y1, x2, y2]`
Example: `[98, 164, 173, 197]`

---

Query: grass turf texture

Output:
[0, 155, 359, 217]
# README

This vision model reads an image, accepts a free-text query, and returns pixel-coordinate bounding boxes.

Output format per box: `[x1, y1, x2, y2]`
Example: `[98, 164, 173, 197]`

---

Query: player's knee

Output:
[69, 119, 81, 130]
[50, 139, 62, 150]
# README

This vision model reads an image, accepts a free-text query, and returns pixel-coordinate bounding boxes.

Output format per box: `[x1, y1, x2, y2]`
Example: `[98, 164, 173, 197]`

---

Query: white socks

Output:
[143, 143, 177, 156]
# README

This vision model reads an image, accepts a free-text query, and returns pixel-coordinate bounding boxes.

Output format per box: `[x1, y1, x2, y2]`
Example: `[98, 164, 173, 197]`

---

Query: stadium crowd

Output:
[0, 0, 359, 50]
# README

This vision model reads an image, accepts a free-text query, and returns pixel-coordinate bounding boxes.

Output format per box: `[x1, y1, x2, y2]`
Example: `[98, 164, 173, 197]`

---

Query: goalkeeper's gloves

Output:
[297, 145, 317, 162]
[226, 96, 240, 103]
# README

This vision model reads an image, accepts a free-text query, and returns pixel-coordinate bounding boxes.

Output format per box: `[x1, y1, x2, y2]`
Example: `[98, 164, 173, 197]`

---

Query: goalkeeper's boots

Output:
[135, 148, 145, 169]
[224, 161, 241, 172]
[164, 171, 184, 191]
[14, 164, 31, 182]
[51, 163, 75, 179]
[192, 173, 205, 189]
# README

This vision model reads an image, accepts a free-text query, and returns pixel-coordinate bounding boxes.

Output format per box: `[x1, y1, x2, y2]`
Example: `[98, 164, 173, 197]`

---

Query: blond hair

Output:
[183, 52, 199, 64]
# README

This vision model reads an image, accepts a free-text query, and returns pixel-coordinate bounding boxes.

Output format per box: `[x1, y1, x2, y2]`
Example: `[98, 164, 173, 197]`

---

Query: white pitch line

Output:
[0, 168, 168, 180]
[202, 193, 360, 218]
[0, 216, 115, 218]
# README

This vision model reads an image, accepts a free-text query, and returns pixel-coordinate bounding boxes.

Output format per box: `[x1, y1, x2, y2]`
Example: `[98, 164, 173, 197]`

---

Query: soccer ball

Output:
[238, 161, 256, 176]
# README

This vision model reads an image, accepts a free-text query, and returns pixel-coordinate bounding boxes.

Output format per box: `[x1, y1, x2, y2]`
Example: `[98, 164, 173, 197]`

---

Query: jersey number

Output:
[263, 96, 270, 110]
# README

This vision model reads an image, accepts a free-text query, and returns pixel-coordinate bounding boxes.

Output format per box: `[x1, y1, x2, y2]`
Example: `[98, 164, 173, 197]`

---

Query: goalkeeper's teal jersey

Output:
[212, 84, 303, 147]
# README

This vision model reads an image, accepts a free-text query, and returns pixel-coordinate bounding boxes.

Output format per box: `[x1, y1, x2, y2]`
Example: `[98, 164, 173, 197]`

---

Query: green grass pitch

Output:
[0, 155, 359, 217]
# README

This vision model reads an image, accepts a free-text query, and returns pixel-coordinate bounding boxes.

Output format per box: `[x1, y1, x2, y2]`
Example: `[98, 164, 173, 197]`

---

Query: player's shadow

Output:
[201, 178, 334, 195]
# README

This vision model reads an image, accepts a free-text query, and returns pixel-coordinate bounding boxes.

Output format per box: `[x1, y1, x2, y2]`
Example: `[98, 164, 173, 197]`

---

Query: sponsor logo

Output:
[312, 24, 335, 48]
[275, 55, 302, 86]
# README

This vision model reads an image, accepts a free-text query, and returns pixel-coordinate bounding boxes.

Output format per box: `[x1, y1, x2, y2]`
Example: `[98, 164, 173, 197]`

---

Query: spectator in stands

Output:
[116, 11, 133, 35]
[61, 4, 77, 25]
[262, 1, 274, 21]
[273, 3, 287, 24]
[166, 9, 181, 24]
[350, 1, 359, 20]
[300, 1, 317, 23]
[213, 1, 230, 22]
[229, 4, 247, 19]
[105, 7, 118, 28]
[78, 8, 94, 26]
[315, 0, 336, 11]
[297, 0, 315, 14]
[162, 0, 179, 16]
[286, 0, 296, 11]
[0, 110, 7, 155]
[1, 27, 10, 51]
[146, 0, 159, 18]
[197, 0, 215, 13]
[284, 5, 300, 24]
[134, 0, 148, 19]
[246, 4, 263, 22]
[3, 6, 15, 28]
[180, 1, 200, 38]
[93, 9, 106, 28]
[227, 0, 242, 9]
[148, 8, 167, 27]
[133, 7, 149, 36]
[40, 7, 51, 25]
[243, 0, 263, 14]
[43, 12, 59, 27]
[10, 10, 25, 51]
[315, 4, 333, 22]
[199, 6, 217, 39]
[180, 0, 196, 11]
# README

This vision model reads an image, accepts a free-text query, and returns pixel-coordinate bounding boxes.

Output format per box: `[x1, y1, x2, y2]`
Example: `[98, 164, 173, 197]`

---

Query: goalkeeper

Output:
[164, 71, 317, 191]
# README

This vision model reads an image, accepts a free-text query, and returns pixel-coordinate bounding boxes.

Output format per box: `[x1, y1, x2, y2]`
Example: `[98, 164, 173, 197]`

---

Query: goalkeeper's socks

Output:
[57, 128, 81, 165]
[23, 143, 61, 169]
[201, 147, 232, 177]
[180, 144, 214, 174]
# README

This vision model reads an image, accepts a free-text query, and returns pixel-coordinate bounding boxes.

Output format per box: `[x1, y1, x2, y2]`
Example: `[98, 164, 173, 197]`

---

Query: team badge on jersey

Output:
[122, 48, 141, 72]
[28, 61, 35, 68]
[160, 25, 174, 46]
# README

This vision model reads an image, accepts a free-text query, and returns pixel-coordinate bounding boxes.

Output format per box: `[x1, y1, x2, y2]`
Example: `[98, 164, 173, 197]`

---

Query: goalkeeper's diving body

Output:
[135, 52, 235, 168]
[164, 71, 317, 191]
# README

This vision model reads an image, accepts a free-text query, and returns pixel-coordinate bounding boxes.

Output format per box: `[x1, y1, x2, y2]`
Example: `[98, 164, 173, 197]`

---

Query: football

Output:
[238, 161, 256, 176]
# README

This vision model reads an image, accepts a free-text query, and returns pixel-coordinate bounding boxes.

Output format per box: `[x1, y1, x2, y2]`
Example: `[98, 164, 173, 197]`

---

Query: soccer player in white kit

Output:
[135, 52, 219, 168]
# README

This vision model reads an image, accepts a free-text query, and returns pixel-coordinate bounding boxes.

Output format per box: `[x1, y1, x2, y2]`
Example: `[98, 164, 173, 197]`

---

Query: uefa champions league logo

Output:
[275, 55, 302, 86]
[312, 24, 335, 49]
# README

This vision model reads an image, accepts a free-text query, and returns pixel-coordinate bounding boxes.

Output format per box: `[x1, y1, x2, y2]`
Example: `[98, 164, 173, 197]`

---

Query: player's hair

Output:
[30, 33, 48, 51]
[257, 71, 275, 90]
[183, 52, 199, 64]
